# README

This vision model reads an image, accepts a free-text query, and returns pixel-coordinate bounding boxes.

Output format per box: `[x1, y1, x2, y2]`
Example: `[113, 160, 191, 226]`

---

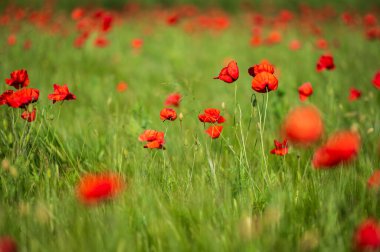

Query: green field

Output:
[0, 4, 380, 251]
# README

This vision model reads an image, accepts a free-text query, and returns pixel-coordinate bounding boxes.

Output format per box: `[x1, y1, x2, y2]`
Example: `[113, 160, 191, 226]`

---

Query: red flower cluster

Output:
[198, 108, 225, 139]
[0, 70, 39, 122]
[160, 108, 177, 121]
[349, 88, 362, 101]
[249, 62, 278, 93]
[138, 130, 165, 149]
[214, 60, 239, 83]
[270, 139, 288, 156]
[76, 172, 124, 205]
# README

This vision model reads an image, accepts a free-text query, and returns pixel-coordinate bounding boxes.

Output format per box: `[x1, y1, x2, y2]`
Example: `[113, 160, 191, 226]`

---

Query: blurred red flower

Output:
[214, 60, 239, 83]
[0, 236, 17, 252]
[298, 82, 313, 101]
[289, 39, 301, 50]
[76, 172, 124, 205]
[270, 139, 288, 156]
[21, 108, 36, 122]
[160, 108, 177, 121]
[5, 69, 30, 89]
[312, 131, 360, 168]
[48, 84, 76, 104]
[205, 125, 223, 139]
[354, 219, 380, 252]
[251, 72, 278, 93]
[198, 108, 225, 124]
[368, 170, 380, 189]
[7, 34, 16, 46]
[138, 130, 165, 149]
[363, 13, 377, 27]
[131, 38, 143, 49]
[315, 38, 328, 50]
[2, 88, 39, 108]
[94, 36, 109, 48]
[372, 71, 380, 89]
[349, 88, 361, 101]
[316, 55, 335, 72]
[164, 93, 182, 107]
[116, 82, 128, 93]
[282, 106, 323, 146]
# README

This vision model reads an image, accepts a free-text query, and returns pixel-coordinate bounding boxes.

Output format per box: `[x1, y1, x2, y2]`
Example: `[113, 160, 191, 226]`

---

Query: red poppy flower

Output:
[312, 131, 360, 169]
[71, 8, 85, 21]
[316, 55, 335, 72]
[138, 130, 165, 149]
[270, 139, 288, 156]
[48, 84, 76, 104]
[166, 14, 180, 25]
[164, 93, 182, 107]
[250, 35, 262, 46]
[76, 172, 124, 205]
[289, 39, 301, 50]
[94, 36, 109, 48]
[349, 88, 362, 101]
[131, 38, 143, 49]
[5, 69, 30, 89]
[315, 38, 328, 49]
[23, 40, 32, 50]
[198, 108, 225, 124]
[7, 34, 16, 46]
[116, 82, 128, 93]
[298, 82, 313, 101]
[368, 170, 380, 189]
[265, 31, 282, 45]
[3, 88, 39, 108]
[214, 60, 239, 83]
[363, 13, 377, 27]
[21, 108, 36, 122]
[102, 15, 113, 32]
[248, 63, 274, 77]
[251, 72, 278, 93]
[0, 236, 17, 252]
[354, 219, 380, 252]
[372, 71, 380, 89]
[282, 106, 323, 146]
[205, 125, 223, 139]
[160, 108, 177, 121]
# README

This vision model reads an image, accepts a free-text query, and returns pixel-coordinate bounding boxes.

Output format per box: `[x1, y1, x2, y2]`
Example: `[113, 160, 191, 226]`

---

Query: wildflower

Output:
[214, 60, 239, 83]
[368, 170, 380, 189]
[289, 39, 301, 50]
[353, 219, 380, 251]
[0, 236, 17, 252]
[312, 130, 360, 168]
[198, 108, 225, 124]
[131, 38, 143, 49]
[205, 125, 223, 139]
[116, 82, 128, 93]
[2, 88, 39, 108]
[282, 106, 323, 146]
[372, 71, 380, 89]
[48, 84, 76, 104]
[164, 93, 182, 107]
[76, 172, 124, 205]
[248, 63, 274, 77]
[251, 72, 278, 93]
[21, 108, 36, 122]
[5, 69, 30, 89]
[298, 82, 313, 101]
[160, 108, 177, 121]
[349, 88, 362, 101]
[270, 139, 288, 156]
[316, 55, 335, 72]
[138, 130, 165, 149]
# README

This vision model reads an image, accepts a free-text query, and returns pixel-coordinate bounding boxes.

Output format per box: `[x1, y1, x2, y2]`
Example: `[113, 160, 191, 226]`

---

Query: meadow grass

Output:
[0, 11, 380, 251]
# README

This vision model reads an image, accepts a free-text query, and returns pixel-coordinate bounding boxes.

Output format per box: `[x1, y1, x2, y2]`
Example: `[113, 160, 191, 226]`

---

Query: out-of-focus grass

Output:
[0, 9, 379, 252]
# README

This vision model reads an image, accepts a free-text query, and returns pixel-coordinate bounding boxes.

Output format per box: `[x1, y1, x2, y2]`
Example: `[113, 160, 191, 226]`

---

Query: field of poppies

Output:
[1, 1, 380, 251]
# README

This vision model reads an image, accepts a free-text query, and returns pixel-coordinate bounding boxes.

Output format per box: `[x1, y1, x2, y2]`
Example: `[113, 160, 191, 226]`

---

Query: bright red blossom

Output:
[2, 88, 39, 108]
[48, 84, 76, 104]
[251, 72, 278, 93]
[205, 125, 223, 139]
[160, 108, 177, 121]
[349, 88, 362, 101]
[5, 69, 30, 89]
[298, 82, 313, 101]
[116, 82, 128, 93]
[214, 60, 239, 83]
[248, 63, 275, 77]
[76, 173, 124, 205]
[138, 130, 165, 149]
[270, 139, 288, 156]
[198, 108, 225, 124]
[316, 55, 335, 72]
[354, 219, 380, 252]
[0, 236, 17, 252]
